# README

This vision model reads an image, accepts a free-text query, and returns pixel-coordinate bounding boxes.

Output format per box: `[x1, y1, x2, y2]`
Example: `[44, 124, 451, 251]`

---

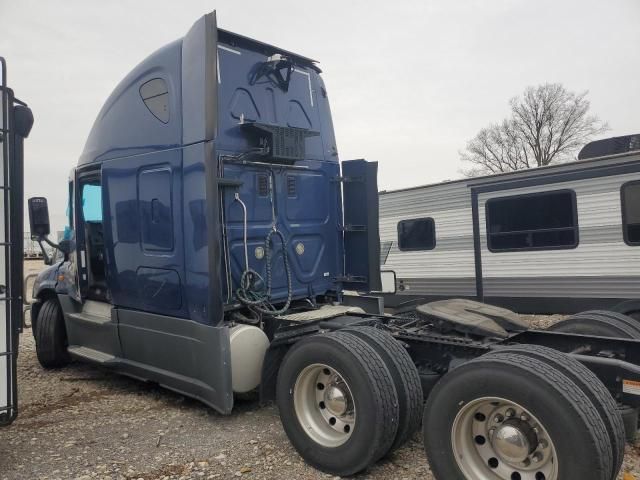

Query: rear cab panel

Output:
[216, 32, 344, 305]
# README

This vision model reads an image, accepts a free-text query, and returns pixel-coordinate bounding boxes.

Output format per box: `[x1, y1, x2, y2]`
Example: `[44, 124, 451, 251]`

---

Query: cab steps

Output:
[67, 346, 117, 365]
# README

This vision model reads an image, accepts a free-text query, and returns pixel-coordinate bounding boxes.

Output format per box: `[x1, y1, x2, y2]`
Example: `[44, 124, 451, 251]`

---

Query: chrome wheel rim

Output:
[452, 397, 558, 480]
[293, 363, 356, 447]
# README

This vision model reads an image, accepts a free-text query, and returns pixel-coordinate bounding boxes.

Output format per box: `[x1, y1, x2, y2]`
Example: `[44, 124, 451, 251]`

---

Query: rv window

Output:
[486, 190, 578, 252]
[397, 218, 436, 251]
[622, 181, 640, 245]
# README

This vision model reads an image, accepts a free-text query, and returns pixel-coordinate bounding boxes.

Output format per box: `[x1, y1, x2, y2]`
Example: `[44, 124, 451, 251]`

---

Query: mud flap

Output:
[341, 159, 382, 292]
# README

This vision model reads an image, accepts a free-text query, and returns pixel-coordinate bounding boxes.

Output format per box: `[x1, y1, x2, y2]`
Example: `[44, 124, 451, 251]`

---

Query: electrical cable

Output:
[233, 193, 293, 316]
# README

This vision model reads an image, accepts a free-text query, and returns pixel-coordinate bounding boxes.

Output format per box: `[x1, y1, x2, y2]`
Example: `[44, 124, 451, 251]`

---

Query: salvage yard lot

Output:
[2, 262, 640, 480]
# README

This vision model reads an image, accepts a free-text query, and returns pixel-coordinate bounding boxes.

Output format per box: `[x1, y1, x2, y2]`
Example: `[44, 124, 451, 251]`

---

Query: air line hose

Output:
[233, 193, 293, 316]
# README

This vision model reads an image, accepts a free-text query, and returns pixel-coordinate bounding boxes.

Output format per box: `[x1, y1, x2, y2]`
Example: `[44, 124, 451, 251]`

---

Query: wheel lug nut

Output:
[521, 458, 531, 467]
[505, 408, 515, 417]
[520, 413, 528, 421]
[494, 414, 504, 423]
[532, 452, 543, 463]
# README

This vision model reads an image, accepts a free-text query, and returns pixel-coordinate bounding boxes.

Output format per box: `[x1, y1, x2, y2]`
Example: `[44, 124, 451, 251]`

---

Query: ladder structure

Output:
[0, 57, 31, 426]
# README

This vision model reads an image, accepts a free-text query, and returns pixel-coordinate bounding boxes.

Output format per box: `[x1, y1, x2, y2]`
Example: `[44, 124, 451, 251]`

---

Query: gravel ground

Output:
[1, 261, 639, 479]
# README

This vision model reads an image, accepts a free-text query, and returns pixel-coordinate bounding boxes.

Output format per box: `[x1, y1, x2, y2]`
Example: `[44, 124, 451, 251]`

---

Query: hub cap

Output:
[452, 397, 558, 480]
[493, 420, 537, 463]
[293, 364, 356, 447]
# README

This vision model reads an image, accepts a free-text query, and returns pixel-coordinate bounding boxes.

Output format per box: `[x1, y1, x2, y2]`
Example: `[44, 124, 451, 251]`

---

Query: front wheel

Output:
[34, 298, 71, 368]
[423, 352, 613, 480]
[276, 331, 399, 476]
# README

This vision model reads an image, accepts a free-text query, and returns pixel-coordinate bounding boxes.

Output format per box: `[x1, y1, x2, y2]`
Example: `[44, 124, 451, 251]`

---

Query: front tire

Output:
[34, 298, 71, 368]
[276, 332, 399, 476]
[423, 352, 613, 480]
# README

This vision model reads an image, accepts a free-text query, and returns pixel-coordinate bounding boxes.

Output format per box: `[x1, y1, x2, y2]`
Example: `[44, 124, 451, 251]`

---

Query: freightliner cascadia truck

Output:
[25, 11, 640, 480]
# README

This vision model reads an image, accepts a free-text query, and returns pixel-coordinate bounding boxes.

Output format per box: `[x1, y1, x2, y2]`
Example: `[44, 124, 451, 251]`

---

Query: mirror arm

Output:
[39, 235, 61, 251]
[36, 239, 52, 265]
[35, 235, 69, 264]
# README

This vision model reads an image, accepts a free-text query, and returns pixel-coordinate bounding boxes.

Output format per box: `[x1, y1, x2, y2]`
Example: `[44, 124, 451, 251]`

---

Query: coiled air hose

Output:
[233, 193, 293, 316]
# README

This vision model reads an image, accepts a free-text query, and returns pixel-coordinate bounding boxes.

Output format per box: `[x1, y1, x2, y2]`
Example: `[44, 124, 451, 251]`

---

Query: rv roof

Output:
[379, 149, 640, 195]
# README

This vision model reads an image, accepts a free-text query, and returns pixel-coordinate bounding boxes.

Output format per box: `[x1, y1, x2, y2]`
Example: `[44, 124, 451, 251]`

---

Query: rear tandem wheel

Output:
[547, 309, 640, 443]
[342, 326, 423, 451]
[485, 344, 625, 479]
[275, 331, 399, 476]
[423, 352, 614, 480]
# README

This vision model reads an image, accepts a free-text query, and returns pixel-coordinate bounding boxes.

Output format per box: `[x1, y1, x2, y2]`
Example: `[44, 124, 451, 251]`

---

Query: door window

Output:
[81, 184, 103, 222]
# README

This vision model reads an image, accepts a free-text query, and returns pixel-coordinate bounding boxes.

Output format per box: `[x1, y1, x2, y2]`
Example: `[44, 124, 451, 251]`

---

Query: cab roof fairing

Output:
[78, 39, 183, 166]
[78, 25, 324, 167]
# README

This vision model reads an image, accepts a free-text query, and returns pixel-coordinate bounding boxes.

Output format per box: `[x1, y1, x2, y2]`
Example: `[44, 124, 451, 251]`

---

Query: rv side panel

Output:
[379, 181, 476, 302]
[478, 168, 640, 312]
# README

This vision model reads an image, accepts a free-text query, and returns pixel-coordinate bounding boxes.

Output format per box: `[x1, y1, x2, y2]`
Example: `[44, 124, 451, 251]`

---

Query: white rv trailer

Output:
[379, 135, 640, 316]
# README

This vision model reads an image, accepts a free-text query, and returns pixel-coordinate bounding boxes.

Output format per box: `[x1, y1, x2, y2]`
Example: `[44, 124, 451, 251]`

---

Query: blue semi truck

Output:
[25, 12, 640, 480]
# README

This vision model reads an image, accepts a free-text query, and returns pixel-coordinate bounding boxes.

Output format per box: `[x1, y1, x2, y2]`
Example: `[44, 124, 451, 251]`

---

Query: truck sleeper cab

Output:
[30, 12, 380, 413]
[28, 12, 640, 480]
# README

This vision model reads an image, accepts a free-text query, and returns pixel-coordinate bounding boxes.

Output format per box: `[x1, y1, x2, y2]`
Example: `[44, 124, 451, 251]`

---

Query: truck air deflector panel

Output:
[341, 160, 382, 292]
[181, 11, 218, 145]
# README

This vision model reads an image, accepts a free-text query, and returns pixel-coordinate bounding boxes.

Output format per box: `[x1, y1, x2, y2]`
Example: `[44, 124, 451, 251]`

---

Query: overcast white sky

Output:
[1, 0, 639, 231]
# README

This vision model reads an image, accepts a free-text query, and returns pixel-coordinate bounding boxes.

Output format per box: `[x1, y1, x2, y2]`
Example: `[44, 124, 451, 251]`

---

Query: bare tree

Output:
[461, 83, 609, 176]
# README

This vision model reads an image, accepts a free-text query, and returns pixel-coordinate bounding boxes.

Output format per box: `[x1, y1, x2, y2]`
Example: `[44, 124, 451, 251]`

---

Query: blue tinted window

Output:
[82, 184, 103, 222]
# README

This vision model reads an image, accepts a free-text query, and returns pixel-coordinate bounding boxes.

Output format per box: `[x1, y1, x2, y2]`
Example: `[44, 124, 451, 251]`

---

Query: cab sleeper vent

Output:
[257, 174, 269, 197]
[287, 176, 297, 197]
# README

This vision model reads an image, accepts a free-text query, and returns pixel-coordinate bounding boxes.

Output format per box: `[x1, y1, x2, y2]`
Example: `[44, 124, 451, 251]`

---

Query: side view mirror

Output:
[28, 197, 69, 265]
[28, 197, 50, 238]
[13, 105, 34, 139]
